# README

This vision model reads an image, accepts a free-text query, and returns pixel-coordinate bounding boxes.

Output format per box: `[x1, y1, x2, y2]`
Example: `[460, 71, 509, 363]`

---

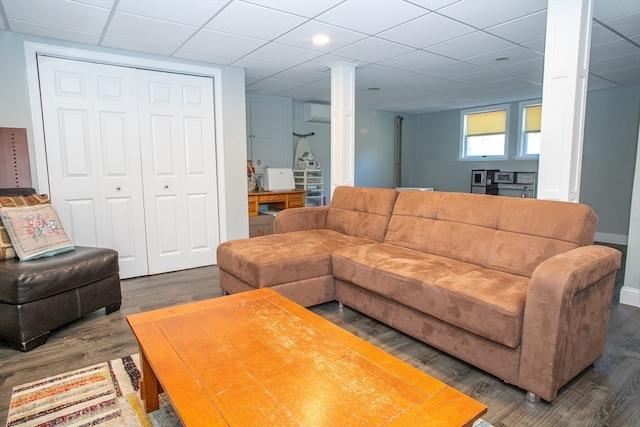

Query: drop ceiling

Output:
[1, 0, 638, 114]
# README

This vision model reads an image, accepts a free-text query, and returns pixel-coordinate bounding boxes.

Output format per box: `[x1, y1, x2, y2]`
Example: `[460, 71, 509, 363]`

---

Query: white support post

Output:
[537, 0, 593, 202]
[330, 62, 357, 195]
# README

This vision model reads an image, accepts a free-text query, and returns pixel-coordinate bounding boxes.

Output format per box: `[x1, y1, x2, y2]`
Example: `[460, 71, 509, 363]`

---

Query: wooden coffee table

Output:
[127, 288, 487, 426]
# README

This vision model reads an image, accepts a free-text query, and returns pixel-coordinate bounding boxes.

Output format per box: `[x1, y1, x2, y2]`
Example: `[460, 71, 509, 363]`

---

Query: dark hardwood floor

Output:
[1, 248, 638, 426]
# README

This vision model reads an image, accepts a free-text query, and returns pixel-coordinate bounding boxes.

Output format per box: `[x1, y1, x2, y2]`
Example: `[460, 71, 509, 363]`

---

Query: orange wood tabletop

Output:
[127, 288, 487, 426]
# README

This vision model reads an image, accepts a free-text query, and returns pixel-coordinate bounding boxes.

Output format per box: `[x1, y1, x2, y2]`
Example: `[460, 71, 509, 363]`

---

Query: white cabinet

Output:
[246, 94, 293, 175]
[294, 170, 324, 206]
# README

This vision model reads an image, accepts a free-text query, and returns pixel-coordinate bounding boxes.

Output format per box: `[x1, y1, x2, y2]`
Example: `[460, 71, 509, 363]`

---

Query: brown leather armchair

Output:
[0, 188, 122, 351]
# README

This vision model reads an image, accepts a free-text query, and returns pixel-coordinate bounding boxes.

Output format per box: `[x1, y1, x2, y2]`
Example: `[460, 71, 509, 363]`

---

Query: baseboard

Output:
[619, 286, 640, 308]
[594, 232, 628, 245]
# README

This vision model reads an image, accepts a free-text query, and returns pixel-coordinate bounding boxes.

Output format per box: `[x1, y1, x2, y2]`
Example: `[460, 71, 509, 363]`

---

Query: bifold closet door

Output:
[38, 56, 220, 278]
[38, 56, 149, 278]
[137, 69, 219, 274]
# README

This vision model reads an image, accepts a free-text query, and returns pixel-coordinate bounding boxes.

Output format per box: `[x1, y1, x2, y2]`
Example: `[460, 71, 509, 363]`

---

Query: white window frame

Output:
[517, 99, 542, 159]
[459, 104, 510, 160]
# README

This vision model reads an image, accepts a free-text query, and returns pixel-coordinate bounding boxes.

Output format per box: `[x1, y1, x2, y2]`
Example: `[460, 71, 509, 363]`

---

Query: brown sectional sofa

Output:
[216, 186, 622, 402]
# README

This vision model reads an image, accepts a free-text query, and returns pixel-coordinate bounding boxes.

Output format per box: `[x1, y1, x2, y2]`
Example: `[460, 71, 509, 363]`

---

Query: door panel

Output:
[38, 56, 149, 278]
[138, 69, 219, 274]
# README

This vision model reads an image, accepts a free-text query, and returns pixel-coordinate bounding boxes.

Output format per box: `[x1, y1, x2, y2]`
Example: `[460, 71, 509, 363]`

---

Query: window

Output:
[460, 105, 509, 159]
[519, 102, 542, 158]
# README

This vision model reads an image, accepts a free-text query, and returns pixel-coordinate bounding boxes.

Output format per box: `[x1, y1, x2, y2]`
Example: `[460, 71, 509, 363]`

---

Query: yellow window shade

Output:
[525, 105, 542, 132]
[466, 110, 506, 136]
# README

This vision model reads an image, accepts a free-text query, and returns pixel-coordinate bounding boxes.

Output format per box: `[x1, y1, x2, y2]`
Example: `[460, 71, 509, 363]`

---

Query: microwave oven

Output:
[494, 171, 515, 184]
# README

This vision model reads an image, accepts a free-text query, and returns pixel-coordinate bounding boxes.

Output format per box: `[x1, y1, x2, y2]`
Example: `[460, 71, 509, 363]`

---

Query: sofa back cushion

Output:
[385, 191, 598, 277]
[326, 186, 397, 242]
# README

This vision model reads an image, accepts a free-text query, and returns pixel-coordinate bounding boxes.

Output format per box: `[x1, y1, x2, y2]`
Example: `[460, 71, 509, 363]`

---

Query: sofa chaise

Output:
[216, 186, 622, 402]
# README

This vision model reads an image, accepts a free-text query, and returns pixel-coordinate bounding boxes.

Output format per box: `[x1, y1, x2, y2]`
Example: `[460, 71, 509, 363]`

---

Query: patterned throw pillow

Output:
[0, 194, 50, 260]
[0, 204, 74, 261]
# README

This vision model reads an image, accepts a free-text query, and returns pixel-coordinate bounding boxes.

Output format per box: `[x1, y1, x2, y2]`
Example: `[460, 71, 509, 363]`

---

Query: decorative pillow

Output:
[0, 194, 50, 260]
[0, 204, 75, 261]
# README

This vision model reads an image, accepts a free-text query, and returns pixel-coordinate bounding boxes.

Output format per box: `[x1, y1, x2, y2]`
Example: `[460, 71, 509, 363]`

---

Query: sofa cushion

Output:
[0, 246, 119, 305]
[332, 243, 529, 348]
[325, 186, 397, 242]
[0, 194, 50, 260]
[385, 191, 598, 277]
[0, 204, 75, 261]
[216, 229, 376, 289]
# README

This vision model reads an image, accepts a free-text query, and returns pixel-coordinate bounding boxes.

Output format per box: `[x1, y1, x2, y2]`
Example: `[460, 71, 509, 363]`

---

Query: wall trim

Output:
[619, 286, 640, 308]
[594, 232, 628, 245]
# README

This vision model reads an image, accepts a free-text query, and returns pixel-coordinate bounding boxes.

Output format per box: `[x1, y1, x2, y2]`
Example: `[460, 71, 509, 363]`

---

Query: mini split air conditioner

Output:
[303, 103, 330, 123]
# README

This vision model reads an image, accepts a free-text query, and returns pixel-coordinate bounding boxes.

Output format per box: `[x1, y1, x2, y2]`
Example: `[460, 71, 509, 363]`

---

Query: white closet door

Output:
[38, 56, 149, 279]
[137, 69, 219, 274]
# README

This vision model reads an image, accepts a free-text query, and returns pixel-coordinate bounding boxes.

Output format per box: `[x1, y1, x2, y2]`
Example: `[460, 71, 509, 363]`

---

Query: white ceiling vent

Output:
[303, 103, 330, 123]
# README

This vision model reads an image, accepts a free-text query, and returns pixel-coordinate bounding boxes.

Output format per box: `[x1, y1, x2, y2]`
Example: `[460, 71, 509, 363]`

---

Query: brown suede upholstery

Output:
[217, 186, 398, 306]
[216, 186, 622, 402]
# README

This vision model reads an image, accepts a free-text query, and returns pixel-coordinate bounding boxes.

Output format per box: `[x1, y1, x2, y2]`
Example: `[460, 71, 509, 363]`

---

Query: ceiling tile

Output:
[205, 1, 306, 41]
[377, 72, 440, 87]
[590, 52, 640, 74]
[7, 20, 101, 44]
[590, 38, 640, 62]
[594, 65, 640, 86]
[3, 0, 110, 34]
[275, 20, 367, 52]
[427, 31, 513, 60]
[333, 37, 414, 63]
[316, 0, 428, 35]
[437, 0, 547, 29]
[295, 54, 356, 72]
[494, 58, 544, 78]
[377, 49, 452, 71]
[418, 60, 481, 78]
[115, 0, 227, 26]
[355, 64, 411, 82]
[232, 58, 288, 82]
[172, 50, 240, 66]
[101, 37, 178, 56]
[602, 11, 640, 38]
[106, 12, 196, 48]
[242, 42, 324, 68]
[485, 10, 547, 44]
[179, 29, 266, 58]
[463, 45, 543, 68]
[272, 68, 329, 85]
[593, 0, 640, 21]
[241, 0, 343, 18]
[378, 12, 475, 48]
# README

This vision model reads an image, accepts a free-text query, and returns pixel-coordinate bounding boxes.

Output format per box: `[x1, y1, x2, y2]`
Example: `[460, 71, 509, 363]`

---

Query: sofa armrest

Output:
[518, 245, 622, 401]
[273, 206, 329, 234]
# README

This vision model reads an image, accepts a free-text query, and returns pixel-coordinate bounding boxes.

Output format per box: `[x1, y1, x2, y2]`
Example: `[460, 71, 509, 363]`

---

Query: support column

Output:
[537, 0, 593, 202]
[329, 62, 357, 195]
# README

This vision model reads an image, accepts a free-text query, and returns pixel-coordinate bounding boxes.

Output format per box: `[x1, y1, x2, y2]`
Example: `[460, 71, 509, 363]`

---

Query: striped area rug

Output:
[6, 354, 181, 427]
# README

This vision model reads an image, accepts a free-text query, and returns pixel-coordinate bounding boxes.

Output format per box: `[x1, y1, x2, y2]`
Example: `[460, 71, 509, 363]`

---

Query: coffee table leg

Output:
[140, 349, 160, 412]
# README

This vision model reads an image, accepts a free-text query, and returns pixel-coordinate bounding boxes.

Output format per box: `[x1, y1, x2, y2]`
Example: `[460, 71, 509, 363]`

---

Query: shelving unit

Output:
[294, 170, 324, 207]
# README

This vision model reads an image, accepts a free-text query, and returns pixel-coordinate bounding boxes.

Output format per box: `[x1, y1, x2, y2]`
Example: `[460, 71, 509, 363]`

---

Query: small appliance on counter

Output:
[262, 167, 295, 191]
[471, 169, 499, 195]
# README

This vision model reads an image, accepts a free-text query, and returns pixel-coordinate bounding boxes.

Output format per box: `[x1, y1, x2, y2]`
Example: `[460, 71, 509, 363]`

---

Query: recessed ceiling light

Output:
[312, 34, 330, 46]
[493, 56, 510, 62]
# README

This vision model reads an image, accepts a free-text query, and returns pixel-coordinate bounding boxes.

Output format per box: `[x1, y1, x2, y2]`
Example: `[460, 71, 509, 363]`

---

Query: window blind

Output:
[524, 105, 542, 132]
[466, 110, 506, 136]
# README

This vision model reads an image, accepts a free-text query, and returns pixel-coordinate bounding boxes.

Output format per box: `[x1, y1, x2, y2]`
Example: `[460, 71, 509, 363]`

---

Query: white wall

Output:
[0, 30, 248, 241]
[293, 102, 416, 203]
